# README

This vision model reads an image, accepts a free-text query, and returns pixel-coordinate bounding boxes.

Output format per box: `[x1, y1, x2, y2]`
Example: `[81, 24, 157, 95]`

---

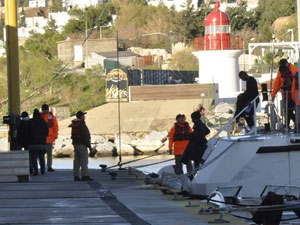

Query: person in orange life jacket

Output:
[41, 104, 58, 172]
[272, 59, 298, 129]
[168, 114, 193, 175]
[69, 111, 93, 181]
[272, 59, 298, 102]
[291, 71, 300, 132]
[277, 65, 295, 129]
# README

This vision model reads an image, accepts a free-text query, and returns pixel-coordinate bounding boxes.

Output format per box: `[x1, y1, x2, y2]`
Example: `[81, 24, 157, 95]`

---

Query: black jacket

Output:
[17, 119, 31, 149]
[182, 119, 210, 165]
[28, 117, 49, 146]
[244, 76, 259, 102]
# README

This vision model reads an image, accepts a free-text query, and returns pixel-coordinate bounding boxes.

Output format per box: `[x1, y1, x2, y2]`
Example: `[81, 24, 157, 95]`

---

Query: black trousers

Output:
[234, 93, 258, 128]
[282, 99, 295, 128]
[29, 151, 45, 174]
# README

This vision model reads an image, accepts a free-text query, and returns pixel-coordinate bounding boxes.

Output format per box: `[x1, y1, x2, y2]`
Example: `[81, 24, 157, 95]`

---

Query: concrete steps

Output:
[0, 151, 29, 182]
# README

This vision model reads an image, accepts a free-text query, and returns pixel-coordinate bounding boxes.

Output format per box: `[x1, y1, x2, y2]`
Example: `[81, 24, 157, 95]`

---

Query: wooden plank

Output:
[0, 168, 29, 176]
[0, 160, 29, 168]
[0, 151, 29, 160]
[130, 84, 215, 101]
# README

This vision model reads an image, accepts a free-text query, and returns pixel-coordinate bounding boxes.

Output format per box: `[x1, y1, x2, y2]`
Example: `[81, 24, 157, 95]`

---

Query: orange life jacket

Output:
[169, 122, 192, 155]
[272, 64, 298, 99]
[41, 112, 58, 143]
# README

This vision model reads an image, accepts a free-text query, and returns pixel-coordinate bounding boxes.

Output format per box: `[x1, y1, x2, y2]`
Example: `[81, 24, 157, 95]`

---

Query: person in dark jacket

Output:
[28, 109, 49, 176]
[234, 71, 259, 132]
[182, 111, 210, 172]
[17, 111, 32, 173]
[17, 111, 31, 150]
[69, 111, 93, 181]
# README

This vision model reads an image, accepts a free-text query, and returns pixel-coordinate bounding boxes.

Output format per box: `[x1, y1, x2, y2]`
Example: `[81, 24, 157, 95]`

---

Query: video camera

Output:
[3, 113, 20, 126]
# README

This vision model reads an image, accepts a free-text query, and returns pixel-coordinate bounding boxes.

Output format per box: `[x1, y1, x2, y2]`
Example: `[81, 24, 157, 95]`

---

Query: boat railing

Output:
[208, 95, 260, 146]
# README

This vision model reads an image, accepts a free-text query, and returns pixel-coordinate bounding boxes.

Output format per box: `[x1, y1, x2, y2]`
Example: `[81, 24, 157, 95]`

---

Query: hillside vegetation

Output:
[0, 0, 297, 117]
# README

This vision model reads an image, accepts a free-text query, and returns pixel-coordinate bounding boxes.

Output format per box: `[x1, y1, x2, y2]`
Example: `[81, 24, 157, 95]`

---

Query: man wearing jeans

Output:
[41, 104, 58, 172]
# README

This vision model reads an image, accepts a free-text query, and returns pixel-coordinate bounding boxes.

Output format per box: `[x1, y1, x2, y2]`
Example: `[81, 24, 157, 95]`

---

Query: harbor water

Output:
[52, 155, 174, 174]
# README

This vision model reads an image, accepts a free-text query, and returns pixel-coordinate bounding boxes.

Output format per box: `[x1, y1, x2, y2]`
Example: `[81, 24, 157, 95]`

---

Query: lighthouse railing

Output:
[194, 36, 242, 51]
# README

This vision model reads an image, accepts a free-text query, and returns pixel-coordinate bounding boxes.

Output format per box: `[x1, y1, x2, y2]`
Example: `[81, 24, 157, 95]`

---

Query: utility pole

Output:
[4, 0, 20, 150]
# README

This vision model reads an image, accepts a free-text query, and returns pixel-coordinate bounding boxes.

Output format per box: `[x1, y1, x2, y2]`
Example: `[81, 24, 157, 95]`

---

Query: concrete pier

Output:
[0, 169, 246, 225]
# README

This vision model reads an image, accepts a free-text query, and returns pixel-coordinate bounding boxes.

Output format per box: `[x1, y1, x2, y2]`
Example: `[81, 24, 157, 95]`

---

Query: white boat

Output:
[157, 96, 300, 199]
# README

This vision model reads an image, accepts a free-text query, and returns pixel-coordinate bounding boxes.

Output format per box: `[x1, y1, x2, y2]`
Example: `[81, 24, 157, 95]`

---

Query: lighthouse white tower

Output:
[193, 1, 244, 101]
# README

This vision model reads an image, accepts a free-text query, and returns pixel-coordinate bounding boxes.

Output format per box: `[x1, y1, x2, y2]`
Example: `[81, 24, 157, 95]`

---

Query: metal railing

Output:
[202, 95, 260, 163]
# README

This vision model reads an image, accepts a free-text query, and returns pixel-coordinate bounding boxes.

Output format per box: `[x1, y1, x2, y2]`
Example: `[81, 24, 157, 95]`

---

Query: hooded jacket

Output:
[69, 119, 92, 149]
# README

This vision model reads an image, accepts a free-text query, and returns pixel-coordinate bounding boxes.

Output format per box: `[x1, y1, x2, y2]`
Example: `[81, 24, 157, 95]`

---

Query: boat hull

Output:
[191, 133, 300, 197]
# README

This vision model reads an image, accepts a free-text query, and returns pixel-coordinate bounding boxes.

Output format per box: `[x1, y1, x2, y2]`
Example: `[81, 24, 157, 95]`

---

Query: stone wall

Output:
[57, 38, 117, 67]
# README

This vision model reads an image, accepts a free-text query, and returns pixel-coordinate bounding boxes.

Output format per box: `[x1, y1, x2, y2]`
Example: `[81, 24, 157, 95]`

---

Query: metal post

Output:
[297, 0, 300, 132]
[285, 91, 288, 133]
[254, 100, 257, 135]
[5, 0, 20, 150]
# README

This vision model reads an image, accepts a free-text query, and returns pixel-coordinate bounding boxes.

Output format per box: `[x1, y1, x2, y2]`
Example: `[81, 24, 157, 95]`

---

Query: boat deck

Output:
[0, 169, 248, 225]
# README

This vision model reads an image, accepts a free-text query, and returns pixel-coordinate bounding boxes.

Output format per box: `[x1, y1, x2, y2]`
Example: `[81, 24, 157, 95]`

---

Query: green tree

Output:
[18, 0, 29, 7]
[256, 0, 296, 41]
[63, 4, 113, 35]
[167, 47, 198, 71]
[172, 0, 200, 42]
[19, 7, 26, 28]
[0, 19, 4, 41]
[24, 19, 65, 59]
[194, 5, 212, 37]
[50, 0, 64, 12]
[225, 4, 258, 32]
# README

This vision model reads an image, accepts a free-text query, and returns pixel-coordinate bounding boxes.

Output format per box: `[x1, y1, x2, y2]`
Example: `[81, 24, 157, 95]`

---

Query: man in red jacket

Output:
[69, 111, 93, 181]
[41, 104, 58, 172]
[168, 114, 192, 175]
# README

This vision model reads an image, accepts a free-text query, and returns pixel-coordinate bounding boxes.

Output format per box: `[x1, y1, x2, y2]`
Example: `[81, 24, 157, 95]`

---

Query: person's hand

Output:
[88, 147, 97, 157]
[271, 97, 275, 102]
[168, 149, 173, 155]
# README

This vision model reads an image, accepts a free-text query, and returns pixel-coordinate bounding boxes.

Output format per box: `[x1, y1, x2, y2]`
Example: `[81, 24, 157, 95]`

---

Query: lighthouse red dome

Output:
[204, 1, 230, 26]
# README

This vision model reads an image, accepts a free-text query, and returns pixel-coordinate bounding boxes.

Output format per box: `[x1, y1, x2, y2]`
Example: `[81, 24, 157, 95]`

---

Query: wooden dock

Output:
[0, 168, 247, 225]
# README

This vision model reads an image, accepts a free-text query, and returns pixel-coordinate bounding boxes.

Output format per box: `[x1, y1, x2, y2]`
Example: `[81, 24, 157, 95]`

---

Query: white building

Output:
[19, 12, 70, 38]
[63, 0, 106, 10]
[147, 0, 201, 11]
[147, 0, 258, 11]
[29, 0, 47, 8]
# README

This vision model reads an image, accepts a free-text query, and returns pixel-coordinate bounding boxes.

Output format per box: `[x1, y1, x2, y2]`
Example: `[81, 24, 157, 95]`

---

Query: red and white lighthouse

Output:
[193, 1, 244, 100]
[204, 1, 230, 50]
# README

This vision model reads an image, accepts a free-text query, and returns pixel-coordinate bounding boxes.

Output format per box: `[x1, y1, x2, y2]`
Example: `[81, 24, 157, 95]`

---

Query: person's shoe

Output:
[74, 176, 81, 181]
[247, 126, 256, 135]
[41, 171, 45, 175]
[33, 172, 38, 176]
[48, 167, 55, 172]
[82, 176, 93, 181]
